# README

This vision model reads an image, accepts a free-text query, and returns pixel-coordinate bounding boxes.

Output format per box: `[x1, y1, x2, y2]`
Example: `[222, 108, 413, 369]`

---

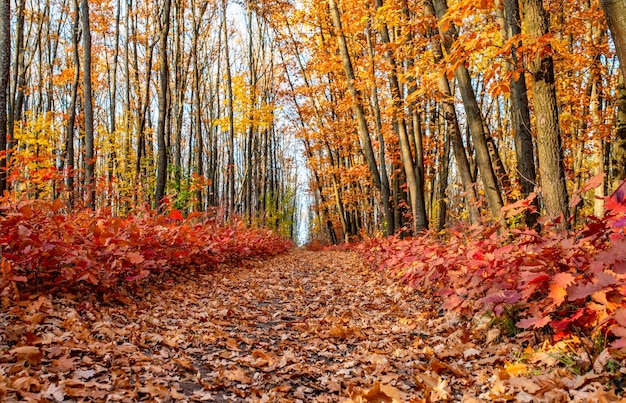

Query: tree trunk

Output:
[65, 0, 80, 207]
[107, 0, 121, 194]
[81, 0, 95, 209]
[521, 0, 570, 226]
[328, 0, 391, 230]
[600, 0, 626, 81]
[0, 0, 9, 195]
[8, 0, 26, 184]
[435, 107, 451, 232]
[424, 0, 480, 224]
[222, 0, 236, 217]
[365, 23, 394, 235]
[614, 72, 626, 185]
[373, 0, 428, 233]
[433, 0, 504, 221]
[155, 0, 171, 212]
[503, 0, 538, 226]
[192, 0, 206, 211]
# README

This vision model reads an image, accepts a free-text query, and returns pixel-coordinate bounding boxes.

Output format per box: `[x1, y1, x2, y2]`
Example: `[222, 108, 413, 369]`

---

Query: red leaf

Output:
[169, 208, 184, 221]
[551, 272, 576, 288]
[579, 172, 605, 193]
[613, 308, 626, 327]
[126, 252, 145, 264]
[606, 179, 626, 213]
[567, 282, 603, 301]
[125, 270, 150, 282]
[517, 315, 551, 329]
[501, 192, 537, 218]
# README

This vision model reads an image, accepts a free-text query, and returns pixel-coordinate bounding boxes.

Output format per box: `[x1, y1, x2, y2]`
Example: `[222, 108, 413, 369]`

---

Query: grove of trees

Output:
[1, 0, 626, 242]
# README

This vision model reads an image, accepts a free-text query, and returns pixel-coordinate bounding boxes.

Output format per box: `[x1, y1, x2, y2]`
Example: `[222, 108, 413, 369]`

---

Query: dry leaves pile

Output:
[1, 251, 625, 401]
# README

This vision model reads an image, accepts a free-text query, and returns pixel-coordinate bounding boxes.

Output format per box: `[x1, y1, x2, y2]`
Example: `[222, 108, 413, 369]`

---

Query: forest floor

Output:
[1, 250, 625, 402]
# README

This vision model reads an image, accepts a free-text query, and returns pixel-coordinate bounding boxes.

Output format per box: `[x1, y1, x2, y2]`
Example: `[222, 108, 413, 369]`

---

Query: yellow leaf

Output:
[504, 362, 528, 377]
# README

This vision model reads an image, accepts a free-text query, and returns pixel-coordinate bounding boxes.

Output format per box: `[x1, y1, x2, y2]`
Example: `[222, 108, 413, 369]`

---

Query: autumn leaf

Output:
[349, 381, 406, 403]
[222, 368, 253, 384]
[11, 346, 42, 364]
[126, 251, 145, 264]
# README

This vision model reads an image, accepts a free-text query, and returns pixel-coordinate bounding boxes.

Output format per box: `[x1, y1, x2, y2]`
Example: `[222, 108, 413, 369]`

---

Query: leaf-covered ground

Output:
[1, 250, 625, 402]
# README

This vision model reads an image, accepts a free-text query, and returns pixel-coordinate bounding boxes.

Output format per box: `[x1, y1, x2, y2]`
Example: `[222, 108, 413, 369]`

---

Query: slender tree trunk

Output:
[107, 0, 121, 192]
[65, 0, 80, 207]
[424, 0, 480, 224]
[435, 107, 451, 231]
[614, 72, 626, 185]
[521, 0, 570, 226]
[222, 0, 236, 217]
[155, 0, 171, 211]
[192, 0, 206, 211]
[0, 0, 9, 195]
[365, 23, 394, 235]
[600, 0, 626, 82]
[433, 0, 504, 221]
[503, 0, 538, 226]
[8, 0, 26, 182]
[373, 0, 428, 233]
[328, 0, 389, 229]
[81, 0, 95, 209]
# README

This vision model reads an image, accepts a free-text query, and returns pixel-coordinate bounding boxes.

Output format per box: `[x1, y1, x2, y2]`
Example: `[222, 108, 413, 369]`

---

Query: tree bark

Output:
[81, 0, 95, 209]
[222, 0, 236, 217]
[503, 0, 538, 226]
[614, 72, 626, 185]
[521, 0, 570, 226]
[327, 0, 391, 230]
[65, 0, 81, 207]
[423, 0, 480, 224]
[365, 23, 394, 235]
[600, 0, 626, 81]
[0, 0, 9, 195]
[155, 0, 171, 212]
[432, 0, 504, 221]
[373, 0, 428, 233]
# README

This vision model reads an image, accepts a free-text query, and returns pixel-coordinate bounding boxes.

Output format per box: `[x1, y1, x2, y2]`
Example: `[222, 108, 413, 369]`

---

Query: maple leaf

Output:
[349, 381, 406, 402]
[168, 208, 184, 221]
[42, 383, 65, 402]
[126, 251, 144, 264]
[548, 272, 576, 305]
[613, 308, 626, 327]
[11, 346, 42, 364]
[517, 315, 551, 329]
[222, 368, 253, 384]
[567, 282, 603, 301]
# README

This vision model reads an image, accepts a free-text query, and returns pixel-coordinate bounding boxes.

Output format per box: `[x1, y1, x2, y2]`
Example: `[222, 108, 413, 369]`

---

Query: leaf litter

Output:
[2, 250, 625, 401]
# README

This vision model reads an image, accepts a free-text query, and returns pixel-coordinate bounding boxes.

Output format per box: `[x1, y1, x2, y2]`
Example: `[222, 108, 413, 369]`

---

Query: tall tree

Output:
[521, 0, 570, 226]
[155, 0, 171, 211]
[600, 0, 626, 81]
[373, 0, 428, 232]
[81, 0, 95, 209]
[423, 0, 480, 224]
[223, 0, 236, 217]
[503, 0, 538, 226]
[600, 0, 626, 186]
[65, 0, 81, 207]
[327, 0, 397, 232]
[0, 0, 9, 194]
[432, 0, 504, 221]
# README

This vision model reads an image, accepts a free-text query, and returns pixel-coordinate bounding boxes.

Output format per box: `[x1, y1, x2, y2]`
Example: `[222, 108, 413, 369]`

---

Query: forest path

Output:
[2, 251, 531, 401]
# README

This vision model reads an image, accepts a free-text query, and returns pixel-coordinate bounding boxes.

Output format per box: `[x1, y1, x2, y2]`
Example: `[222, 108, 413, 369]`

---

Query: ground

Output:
[1, 250, 624, 402]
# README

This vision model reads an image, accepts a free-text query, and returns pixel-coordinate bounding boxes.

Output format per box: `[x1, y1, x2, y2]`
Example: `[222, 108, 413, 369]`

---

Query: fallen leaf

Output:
[10, 346, 42, 364]
[222, 368, 253, 384]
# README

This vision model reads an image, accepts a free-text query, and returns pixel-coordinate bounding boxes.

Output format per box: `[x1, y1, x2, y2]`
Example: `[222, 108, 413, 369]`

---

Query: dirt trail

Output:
[2, 250, 621, 402]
